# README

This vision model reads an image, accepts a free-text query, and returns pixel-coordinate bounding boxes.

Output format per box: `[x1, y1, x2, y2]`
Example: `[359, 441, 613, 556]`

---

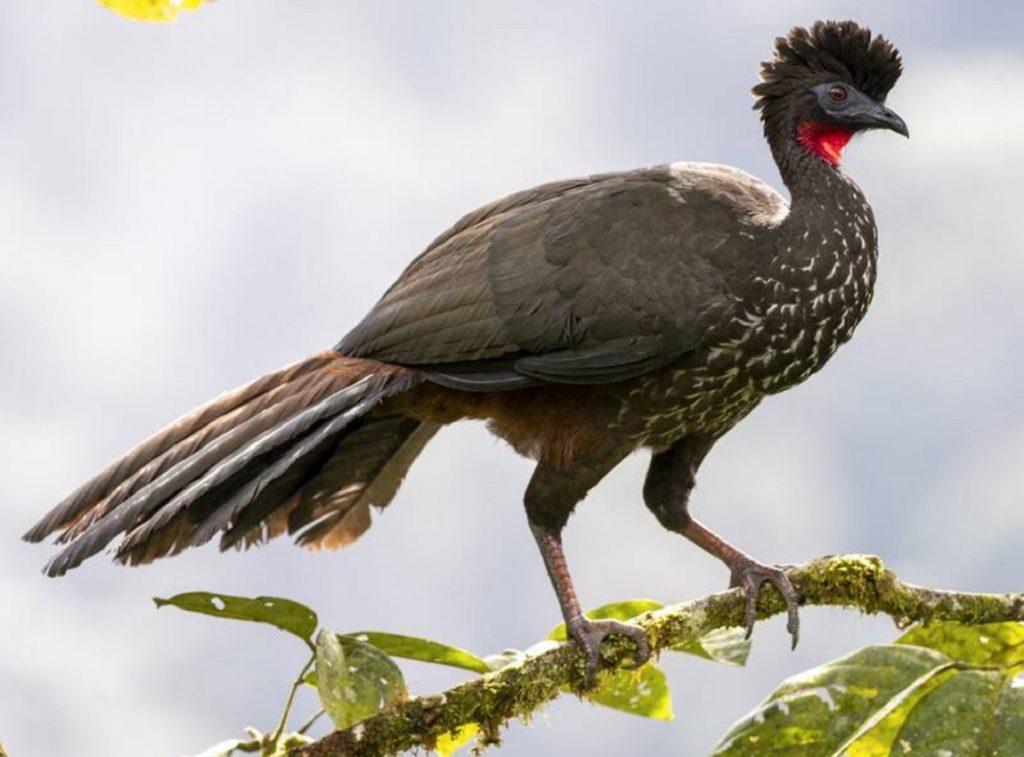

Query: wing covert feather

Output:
[338, 164, 787, 386]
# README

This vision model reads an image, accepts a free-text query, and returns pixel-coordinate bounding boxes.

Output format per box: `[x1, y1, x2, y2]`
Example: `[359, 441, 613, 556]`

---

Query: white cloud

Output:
[892, 53, 1024, 166]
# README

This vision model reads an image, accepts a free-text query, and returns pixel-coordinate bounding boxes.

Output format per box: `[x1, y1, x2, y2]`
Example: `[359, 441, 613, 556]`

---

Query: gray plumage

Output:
[339, 164, 787, 389]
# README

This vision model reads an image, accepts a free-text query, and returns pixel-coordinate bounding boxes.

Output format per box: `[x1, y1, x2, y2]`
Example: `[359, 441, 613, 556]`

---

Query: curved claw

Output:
[568, 618, 651, 685]
[729, 559, 801, 648]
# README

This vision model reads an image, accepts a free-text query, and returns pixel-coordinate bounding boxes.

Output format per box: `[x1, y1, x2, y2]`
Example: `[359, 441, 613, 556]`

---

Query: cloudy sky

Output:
[1, 1, 1022, 755]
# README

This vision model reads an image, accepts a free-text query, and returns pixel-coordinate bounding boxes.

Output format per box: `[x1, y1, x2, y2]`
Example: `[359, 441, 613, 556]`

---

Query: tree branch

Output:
[294, 554, 1024, 757]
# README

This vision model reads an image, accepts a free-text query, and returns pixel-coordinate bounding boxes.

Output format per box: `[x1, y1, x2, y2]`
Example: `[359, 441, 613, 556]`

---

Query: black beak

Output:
[848, 100, 909, 137]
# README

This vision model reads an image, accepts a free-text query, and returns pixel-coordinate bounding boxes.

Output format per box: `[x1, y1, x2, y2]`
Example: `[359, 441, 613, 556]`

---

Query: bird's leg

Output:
[677, 516, 800, 646]
[644, 437, 800, 646]
[529, 523, 651, 681]
[526, 456, 650, 684]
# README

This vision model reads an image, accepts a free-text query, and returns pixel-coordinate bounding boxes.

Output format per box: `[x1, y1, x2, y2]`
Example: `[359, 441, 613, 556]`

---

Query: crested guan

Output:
[26, 20, 908, 679]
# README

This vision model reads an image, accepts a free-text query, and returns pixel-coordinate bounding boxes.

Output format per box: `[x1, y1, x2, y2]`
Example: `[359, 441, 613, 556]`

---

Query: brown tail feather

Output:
[289, 417, 440, 549]
[130, 379, 387, 554]
[27, 352, 432, 575]
[54, 368, 342, 545]
[197, 416, 438, 555]
[24, 354, 337, 543]
[112, 385, 383, 566]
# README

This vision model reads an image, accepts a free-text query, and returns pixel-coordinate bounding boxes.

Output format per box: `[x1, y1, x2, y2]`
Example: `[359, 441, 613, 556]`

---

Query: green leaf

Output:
[346, 632, 490, 674]
[714, 633, 1024, 757]
[888, 669, 1024, 755]
[435, 723, 479, 757]
[97, 0, 208, 22]
[711, 644, 953, 755]
[842, 667, 956, 757]
[315, 629, 406, 730]
[896, 621, 1024, 666]
[591, 663, 673, 721]
[547, 599, 662, 641]
[991, 684, 1024, 754]
[672, 626, 752, 666]
[154, 592, 318, 643]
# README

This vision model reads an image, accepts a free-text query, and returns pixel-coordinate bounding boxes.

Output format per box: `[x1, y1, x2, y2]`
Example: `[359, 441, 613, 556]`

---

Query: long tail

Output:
[24, 352, 438, 576]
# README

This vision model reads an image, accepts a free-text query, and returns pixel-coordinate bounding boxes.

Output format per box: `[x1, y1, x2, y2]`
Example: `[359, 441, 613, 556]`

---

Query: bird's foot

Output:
[567, 617, 651, 685]
[727, 556, 800, 647]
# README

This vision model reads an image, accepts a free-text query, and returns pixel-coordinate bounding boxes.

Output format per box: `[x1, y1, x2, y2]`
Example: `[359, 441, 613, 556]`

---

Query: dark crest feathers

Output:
[753, 20, 902, 117]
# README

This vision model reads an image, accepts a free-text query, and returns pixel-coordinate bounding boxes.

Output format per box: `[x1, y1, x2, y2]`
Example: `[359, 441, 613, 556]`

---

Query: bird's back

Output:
[357, 161, 803, 455]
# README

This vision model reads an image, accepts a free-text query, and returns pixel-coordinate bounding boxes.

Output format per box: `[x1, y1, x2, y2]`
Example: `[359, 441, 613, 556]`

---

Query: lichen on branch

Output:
[293, 554, 1024, 757]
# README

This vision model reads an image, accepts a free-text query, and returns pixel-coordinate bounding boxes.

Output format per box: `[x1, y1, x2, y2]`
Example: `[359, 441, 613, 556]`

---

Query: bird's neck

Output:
[765, 116, 854, 196]
[771, 131, 871, 231]
[762, 126, 879, 298]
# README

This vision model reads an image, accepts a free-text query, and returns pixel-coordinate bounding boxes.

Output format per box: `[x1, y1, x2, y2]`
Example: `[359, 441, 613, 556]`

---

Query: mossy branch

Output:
[293, 554, 1024, 757]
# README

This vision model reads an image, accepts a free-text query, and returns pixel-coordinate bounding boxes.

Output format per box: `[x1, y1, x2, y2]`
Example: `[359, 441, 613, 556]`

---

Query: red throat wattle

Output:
[798, 121, 854, 166]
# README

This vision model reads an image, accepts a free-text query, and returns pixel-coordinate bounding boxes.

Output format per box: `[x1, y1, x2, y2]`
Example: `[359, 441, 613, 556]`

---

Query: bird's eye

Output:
[827, 85, 848, 103]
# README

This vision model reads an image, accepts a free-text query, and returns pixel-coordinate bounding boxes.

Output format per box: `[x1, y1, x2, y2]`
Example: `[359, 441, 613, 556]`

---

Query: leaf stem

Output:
[297, 709, 326, 736]
[270, 653, 315, 749]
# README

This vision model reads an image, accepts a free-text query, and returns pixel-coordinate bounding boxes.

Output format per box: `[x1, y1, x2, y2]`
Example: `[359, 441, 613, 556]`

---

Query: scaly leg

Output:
[643, 436, 800, 645]
[526, 453, 650, 683]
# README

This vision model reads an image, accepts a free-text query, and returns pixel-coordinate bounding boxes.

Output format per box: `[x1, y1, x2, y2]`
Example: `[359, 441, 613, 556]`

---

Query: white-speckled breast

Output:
[609, 171, 879, 448]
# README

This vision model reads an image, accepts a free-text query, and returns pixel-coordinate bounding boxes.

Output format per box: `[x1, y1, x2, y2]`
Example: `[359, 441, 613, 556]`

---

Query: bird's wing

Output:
[337, 164, 786, 389]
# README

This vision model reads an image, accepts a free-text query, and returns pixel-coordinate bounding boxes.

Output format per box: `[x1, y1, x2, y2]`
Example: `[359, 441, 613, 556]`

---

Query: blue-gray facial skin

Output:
[808, 81, 909, 136]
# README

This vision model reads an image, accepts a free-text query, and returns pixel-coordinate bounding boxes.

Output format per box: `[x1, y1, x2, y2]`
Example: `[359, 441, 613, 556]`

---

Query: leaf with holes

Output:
[841, 622, 1024, 755]
[346, 632, 490, 674]
[591, 663, 673, 721]
[711, 644, 955, 755]
[315, 630, 406, 730]
[97, 0, 208, 22]
[154, 592, 318, 644]
[714, 635, 1024, 757]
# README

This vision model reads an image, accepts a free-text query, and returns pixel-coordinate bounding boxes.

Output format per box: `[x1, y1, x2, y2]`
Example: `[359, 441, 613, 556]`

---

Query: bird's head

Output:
[753, 20, 906, 168]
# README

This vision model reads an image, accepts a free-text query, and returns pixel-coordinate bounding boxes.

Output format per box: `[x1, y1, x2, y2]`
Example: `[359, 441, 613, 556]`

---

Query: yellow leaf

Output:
[97, 0, 208, 23]
[435, 723, 479, 757]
